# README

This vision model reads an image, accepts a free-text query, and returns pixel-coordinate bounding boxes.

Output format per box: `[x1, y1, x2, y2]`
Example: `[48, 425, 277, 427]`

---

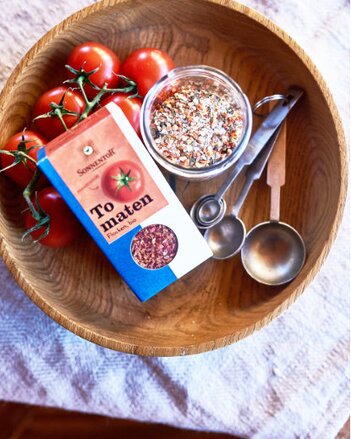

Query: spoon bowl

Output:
[241, 221, 306, 285]
[204, 215, 246, 259]
[190, 195, 227, 229]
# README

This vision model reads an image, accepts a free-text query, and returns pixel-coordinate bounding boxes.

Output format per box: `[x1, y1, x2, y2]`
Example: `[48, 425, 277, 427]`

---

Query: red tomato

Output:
[67, 42, 121, 99]
[102, 161, 144, 202]
[121, 48, 175, 97]
[24, 187, 81, 248]
[0, 130, 48, 189]
[100, 93, 142, 136]
[33, 86, 85, 140]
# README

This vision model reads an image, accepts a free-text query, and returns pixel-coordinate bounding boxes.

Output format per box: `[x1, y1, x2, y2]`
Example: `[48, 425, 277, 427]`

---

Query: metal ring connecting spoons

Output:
[204, 127, 282, 259]
[190, 87, 304, 229]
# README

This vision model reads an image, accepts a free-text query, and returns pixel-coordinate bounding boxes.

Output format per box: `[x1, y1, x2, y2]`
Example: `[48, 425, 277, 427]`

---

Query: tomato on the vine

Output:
[67, 42, 121, 99]
[102, 161, 144, 202]
[24, 187, 81, 248]
[0, 130, 48, 189]
[33, 86, 85, 140]
[121, 48, 175, 97]
[100, 93, 143, 137]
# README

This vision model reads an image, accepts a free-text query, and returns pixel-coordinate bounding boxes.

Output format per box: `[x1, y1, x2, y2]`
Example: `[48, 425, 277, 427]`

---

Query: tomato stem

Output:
[54, 108, 69, 131]
[78, 86, 106, 121]
[0, 150, 36, 173]
[23, 169, 42, 218]
[0, 130, 41, 173]
[0, 131, 51, 242]
[32, 93, 80, 133]
[77, 82, 139, 122]
[64, 64, 138, 123]
[111, 167, 137, 193]
[77, 76, 90, 106]
[22, 168, 51, 242]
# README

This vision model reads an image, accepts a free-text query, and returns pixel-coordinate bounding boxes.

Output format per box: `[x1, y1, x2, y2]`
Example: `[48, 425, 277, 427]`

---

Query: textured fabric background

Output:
[0, 1, 349, 438]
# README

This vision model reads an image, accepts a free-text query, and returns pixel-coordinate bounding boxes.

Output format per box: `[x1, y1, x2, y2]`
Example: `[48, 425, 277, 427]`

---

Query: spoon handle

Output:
[231, 126, 282, 216]
[215, 160, 245, 201]
[215, 87, 303, 202]
[267, 117, 287, 221]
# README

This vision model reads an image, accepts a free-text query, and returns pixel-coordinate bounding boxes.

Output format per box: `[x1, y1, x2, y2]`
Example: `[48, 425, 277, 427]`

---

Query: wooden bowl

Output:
[0, 0, 347, 356]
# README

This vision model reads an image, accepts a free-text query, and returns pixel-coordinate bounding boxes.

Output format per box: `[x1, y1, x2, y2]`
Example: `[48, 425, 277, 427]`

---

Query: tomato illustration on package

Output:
[38, 102, 212, 301]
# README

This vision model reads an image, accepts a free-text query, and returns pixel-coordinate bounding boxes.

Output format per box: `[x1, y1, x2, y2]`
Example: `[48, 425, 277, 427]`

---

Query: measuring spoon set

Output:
[190, 87, 306, 285]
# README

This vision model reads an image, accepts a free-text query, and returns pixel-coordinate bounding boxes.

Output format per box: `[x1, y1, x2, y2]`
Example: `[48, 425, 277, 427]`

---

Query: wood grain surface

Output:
[0, 0, 347, 356]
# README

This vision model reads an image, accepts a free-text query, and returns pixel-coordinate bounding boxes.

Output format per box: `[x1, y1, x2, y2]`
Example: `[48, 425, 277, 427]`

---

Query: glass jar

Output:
[140, 65, 252, 180]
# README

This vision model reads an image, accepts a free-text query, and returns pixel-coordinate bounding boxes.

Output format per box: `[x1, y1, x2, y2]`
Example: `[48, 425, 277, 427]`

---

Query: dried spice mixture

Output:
[131, 224, 178, 270]
[150, 80, 245, 168]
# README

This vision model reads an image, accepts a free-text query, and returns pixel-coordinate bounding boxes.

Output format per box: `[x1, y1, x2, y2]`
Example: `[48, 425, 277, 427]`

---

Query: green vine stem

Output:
[64, 64, 138, 122]
[32, 93, 80, 133]
[78, 82, 136, 121]
[22, 171, 51, 242]
[0, 132, 39, 173]
[22, 169, 43, 218]
[0, 131, 50, 241]
[0, 149, 37, 173]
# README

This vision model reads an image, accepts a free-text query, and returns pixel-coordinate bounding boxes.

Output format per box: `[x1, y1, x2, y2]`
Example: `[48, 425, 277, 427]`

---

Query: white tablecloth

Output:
[0, 1, 349, 438]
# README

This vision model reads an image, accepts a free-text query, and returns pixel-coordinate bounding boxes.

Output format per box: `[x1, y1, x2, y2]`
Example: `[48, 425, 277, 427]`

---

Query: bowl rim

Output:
[0, 0, 348, 356]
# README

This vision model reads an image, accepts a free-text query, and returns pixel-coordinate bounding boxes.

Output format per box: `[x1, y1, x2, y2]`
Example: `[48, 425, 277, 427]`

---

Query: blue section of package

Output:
[37, 148, 177, 302]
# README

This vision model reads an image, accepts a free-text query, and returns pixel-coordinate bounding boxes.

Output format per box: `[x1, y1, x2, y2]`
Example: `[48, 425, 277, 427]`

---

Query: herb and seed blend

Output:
[150, 80, 245, 169]
[38, 102, 212, 302]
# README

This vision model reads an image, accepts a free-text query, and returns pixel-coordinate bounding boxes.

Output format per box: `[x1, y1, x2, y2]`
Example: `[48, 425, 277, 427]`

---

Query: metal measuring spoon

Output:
[204, 127, 282, 259]
[241, 118, 306, 285]
[190, 87, 304, 229]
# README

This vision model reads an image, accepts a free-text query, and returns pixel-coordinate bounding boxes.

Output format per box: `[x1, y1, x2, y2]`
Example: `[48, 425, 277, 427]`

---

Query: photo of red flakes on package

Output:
[131, 224, 178, 269]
